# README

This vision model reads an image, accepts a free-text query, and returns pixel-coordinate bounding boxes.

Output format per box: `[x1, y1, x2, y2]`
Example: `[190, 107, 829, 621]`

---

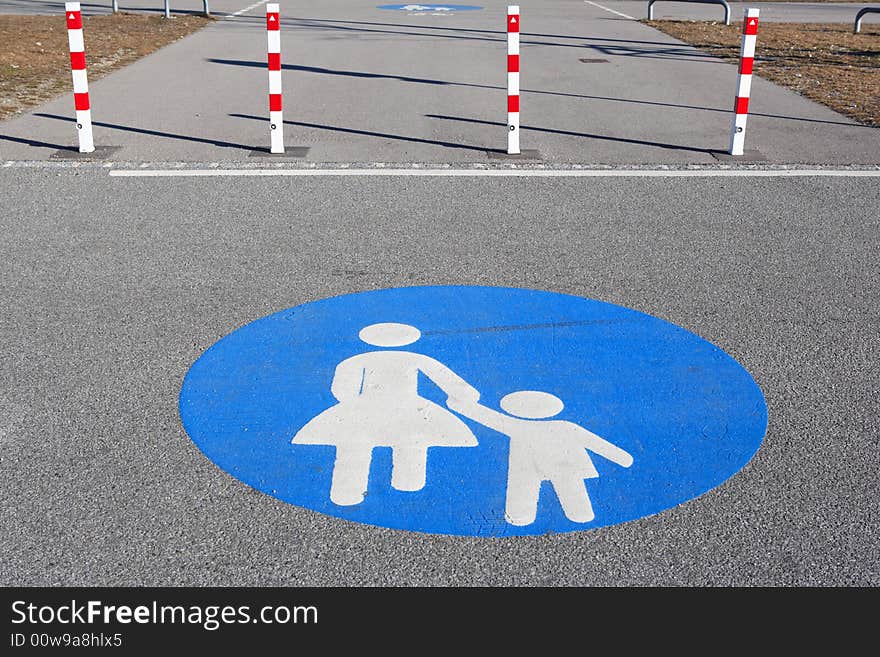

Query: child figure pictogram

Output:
[450, 390, 634, 526]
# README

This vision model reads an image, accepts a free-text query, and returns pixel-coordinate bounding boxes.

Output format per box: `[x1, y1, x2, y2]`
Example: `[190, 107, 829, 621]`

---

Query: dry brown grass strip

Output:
[0, 12, 212, 121]
[645, 20, 880, 126]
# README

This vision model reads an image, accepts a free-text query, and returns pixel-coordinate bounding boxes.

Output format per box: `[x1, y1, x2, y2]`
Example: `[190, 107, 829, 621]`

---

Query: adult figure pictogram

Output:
[291, 322, 480, 506]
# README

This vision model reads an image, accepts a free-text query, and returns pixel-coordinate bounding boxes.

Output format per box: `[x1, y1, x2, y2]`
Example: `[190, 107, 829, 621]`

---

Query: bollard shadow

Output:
[0, 134, 77, 152]
[209, 59, 447, 85]
[208, 59, 863, 129]
[228, 113, 504, 154]
[281, 16, 718, 63]
[425, 114, 724, 155]
[32, 113, 254, 151]
[287, 17, 683, 46]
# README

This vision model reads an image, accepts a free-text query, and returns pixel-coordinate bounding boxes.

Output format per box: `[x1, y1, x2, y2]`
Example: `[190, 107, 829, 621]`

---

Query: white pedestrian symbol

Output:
[291, 323, 480, 506]
[292, 323, 634, 524]
[401, 4, 453, 11]
[449, 391, 633, 525]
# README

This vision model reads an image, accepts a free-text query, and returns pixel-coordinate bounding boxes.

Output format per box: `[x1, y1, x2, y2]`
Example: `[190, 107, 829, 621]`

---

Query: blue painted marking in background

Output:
[378, 5, 484, 12]
[179, 286, 767, 537]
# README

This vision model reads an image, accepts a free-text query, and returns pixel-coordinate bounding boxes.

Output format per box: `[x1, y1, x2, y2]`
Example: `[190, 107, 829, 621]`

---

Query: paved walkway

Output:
[1, 0, 878, 164]
[3, 0, 875, 23]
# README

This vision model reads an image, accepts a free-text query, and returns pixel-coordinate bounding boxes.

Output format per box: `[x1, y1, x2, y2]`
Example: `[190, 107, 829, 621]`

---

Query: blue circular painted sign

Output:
[179, 286, 767, 537]
[378, 4, 483, 12]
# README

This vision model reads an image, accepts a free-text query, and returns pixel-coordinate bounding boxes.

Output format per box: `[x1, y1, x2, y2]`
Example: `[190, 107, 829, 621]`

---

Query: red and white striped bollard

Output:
[65, 2, 94, 153]
[507, 5, 520, 155]
[266, 3, 284, 154]
[729, 8, 759, 156]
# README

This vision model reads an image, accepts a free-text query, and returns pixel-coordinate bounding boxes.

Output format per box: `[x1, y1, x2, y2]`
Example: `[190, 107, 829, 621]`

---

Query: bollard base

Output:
[249, 146, 310, 158]
[487, 149, 542, 161]
[50, 145, 122, 160]
[712, 149, 766, 162]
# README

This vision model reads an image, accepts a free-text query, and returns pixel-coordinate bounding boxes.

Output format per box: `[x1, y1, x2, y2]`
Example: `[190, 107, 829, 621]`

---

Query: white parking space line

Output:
[108, 168, 880, 178]
[584, 1, 636, 21]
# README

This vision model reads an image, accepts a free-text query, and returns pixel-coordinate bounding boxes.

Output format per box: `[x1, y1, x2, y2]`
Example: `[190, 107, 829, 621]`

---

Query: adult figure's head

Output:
[359, 323, 421, 347]
[500, 390, 564, 419]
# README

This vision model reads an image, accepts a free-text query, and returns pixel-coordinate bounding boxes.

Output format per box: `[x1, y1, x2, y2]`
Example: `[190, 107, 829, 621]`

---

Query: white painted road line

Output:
[108, 168, 880, 178]
[225, 0, 270, 19]
[584, 1, 636, 21]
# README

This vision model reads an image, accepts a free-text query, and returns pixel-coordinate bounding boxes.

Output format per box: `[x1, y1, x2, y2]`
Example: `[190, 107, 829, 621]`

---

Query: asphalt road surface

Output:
[1, 0, 878, 588]
[1, 164, 878, 586]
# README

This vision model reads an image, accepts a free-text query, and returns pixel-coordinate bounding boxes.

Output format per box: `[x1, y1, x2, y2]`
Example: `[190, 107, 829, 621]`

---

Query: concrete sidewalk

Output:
[1, 0, 878, 164]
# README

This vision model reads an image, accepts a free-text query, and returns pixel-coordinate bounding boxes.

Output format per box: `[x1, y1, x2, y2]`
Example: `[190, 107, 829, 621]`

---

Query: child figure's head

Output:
[499, 390, 564, 419]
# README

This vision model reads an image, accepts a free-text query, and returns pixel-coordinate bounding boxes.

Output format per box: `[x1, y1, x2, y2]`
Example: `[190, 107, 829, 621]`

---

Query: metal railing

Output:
[110, 2, 212, 17]
[854, 7, 880, 33]
[647, 0, 731, 26]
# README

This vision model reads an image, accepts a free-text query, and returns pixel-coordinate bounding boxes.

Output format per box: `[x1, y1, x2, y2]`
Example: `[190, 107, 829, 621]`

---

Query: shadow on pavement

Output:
[281, 17, 716, 62]
[425, 114, 723, 154]
[287, 16, 684, 46]
[209, 59, 447, 85]
[208, 59, 860, 128]
[228, 113, 503, 154]
[32, 113, 253, 151]
[0, 133, 75, 152]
